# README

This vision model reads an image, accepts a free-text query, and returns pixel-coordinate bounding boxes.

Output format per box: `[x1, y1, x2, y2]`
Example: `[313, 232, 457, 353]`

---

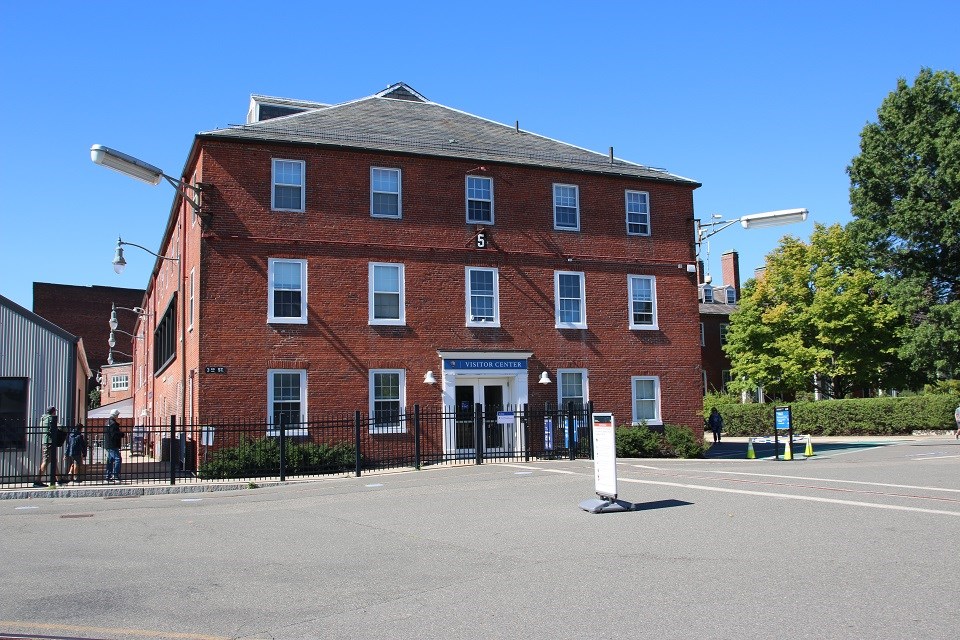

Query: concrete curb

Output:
[0, 480, 288, 501]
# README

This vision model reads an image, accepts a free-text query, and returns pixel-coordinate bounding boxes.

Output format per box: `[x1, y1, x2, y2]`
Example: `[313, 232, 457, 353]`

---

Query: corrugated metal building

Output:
[1, 293, 90, 475]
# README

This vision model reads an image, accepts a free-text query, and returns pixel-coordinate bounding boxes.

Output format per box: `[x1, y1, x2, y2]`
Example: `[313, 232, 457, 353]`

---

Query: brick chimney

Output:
[721, 251, 740, 302]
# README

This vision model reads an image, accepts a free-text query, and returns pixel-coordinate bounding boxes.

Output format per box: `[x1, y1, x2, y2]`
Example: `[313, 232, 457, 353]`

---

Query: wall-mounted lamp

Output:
[538, 371, 552, 385]
[423, 371, 437, 385]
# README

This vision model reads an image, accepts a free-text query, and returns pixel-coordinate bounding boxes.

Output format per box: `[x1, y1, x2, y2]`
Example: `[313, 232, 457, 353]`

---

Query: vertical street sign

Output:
[579, 412, 633, 513]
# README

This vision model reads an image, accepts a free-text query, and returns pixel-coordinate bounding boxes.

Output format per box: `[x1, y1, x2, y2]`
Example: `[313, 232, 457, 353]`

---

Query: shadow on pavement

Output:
[703, 440, 898, 460]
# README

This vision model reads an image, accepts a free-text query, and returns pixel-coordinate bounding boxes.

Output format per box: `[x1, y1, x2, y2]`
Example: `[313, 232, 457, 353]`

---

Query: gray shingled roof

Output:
[202, 83, 699, 186]
[699, 302, 738, 315]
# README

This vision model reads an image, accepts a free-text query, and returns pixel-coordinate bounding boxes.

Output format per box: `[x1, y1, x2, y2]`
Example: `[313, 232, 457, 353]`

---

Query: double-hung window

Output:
[369, 369, 405, 433]
[466, 267, 499, 326]
[268, 258, 307, 324]
[466, 176, 493, 224]
[267, 369, 307, 435]
[625, 190, 650, 236]
[371, 167, 401, 218]
[631, 376, 661, 425]
[111, 374, 129, 391]
[720, 323, 730, 345]
[272, 159, 305, 212]
[558, 369, 588, 409]
[554, 271, 587, 329]
[369, 263, 405, 325]
[553, 184, 580, 231]
[628, 275, 658, 330]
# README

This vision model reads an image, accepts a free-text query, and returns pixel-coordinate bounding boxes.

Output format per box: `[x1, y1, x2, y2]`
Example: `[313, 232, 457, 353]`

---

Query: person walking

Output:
[63, 423, 88, 484]
[104, 409, 125, 483]
[954, 402, 960, 440]
[33, 406, 60, 487]
[708, 407, 724, 443]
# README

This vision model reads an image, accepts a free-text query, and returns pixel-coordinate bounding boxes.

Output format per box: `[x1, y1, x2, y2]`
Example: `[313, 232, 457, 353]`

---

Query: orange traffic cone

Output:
[783, 438, 793, 461]
[804, 436, 815, 457]
[746, 439, 756, 459]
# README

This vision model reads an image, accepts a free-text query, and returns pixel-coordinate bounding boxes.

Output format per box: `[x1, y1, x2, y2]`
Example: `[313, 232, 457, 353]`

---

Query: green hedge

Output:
[702, 394, 959, 436]
[616, 424, 705, 458]
[199, 437, 356, 479]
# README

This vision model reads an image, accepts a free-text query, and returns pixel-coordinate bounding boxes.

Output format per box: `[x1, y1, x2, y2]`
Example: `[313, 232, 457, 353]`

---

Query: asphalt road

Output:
[2, 437, 959, 640]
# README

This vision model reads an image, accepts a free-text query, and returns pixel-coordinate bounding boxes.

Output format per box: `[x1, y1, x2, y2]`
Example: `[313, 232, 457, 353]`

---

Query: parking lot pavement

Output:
[2, 440, 959, 640]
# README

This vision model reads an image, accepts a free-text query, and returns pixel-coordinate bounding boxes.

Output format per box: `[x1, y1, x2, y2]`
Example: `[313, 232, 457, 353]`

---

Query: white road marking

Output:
[181, 498, 202, 502]
[514, 472, 533, 475]
[365, 483, 384, 487]
[617, 476, 960, 517]
[674, 469, 960, 494]
[916, 454, 960, 461]
[15, 506, 39, 510]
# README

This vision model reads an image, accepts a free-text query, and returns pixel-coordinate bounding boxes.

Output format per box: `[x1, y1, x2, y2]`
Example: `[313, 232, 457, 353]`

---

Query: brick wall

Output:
[167, 140, 704, 431]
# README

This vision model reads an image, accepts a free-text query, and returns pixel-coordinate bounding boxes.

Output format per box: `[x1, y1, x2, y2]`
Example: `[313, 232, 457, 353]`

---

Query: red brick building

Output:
[118, 83, 704, 449]
[700, 251, 740, 393]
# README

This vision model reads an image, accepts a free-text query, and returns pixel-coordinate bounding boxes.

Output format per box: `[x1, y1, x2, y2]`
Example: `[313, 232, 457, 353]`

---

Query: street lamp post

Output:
[694, 208, 808, 282]
[92, 144, 196, 431]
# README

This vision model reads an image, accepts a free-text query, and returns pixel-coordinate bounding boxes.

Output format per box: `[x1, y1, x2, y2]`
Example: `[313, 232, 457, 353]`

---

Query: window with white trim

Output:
[466, 176, 493, 224]
[702, 286, 714, 303]
[631, 376, 661, 425]
[268, 259, 307, 324]
[628, 275, 658, 329]
[272, 159, 305, 211]
[726, 287, 736, 304]
[371, 167, 401, 218]
[188, 268, 195, 331]
[554, 271, 587, 329]
[553, 184, 580, 230]
[369, 263, 405, 325]
[625, 190, 650, 235]
[719, 323, 730, 345]
[111, 374, 129, 391]
[466, 267, 499, 326]
[267, 369, 307, 435]
[558, 369, 588, 409]
[369, 369, 405, 433]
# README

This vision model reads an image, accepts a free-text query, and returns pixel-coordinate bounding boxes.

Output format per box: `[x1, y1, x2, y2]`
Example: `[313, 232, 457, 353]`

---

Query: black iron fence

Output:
[0, 403, 594, 489]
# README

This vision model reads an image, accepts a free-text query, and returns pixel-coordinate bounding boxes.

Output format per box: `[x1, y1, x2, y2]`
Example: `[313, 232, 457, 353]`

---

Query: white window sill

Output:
[630, 324, 659, 331]
[369, 320, 406, 326]
[368, 426, 407, 435]
[268, 318, 308, 325]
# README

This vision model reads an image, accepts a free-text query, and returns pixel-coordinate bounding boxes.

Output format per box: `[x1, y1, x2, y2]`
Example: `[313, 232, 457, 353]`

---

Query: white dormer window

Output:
[726, 287, 736, 304]
[702, 287, 714, 303]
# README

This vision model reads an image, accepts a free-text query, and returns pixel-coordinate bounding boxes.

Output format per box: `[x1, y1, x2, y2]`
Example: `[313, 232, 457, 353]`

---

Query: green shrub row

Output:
[616, 424, 705, 458]
[702, 394, 959, 436]
[199, 437, 356, 479]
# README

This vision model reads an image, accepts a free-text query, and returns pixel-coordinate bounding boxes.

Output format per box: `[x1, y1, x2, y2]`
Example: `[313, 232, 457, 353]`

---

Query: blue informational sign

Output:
[544, 417, 554, 450]
[775, 406, 792, 430]
[443, 359, 527, 370]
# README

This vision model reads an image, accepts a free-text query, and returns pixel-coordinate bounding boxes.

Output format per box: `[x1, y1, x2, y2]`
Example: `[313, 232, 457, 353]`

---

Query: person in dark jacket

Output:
[104, 409, 125, 483]
[63, 424, 88, 484]
[708, 407, 724, 443]
[33, 406, 60, 487]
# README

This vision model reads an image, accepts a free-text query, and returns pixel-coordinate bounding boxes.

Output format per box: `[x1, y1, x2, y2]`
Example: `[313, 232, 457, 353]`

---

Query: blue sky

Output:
[1, 1, 957, 311]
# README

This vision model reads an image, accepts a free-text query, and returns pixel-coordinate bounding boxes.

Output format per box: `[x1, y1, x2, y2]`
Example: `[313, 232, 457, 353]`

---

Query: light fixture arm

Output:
[162, 174, 204, 215]
[117, 237, 180, 263]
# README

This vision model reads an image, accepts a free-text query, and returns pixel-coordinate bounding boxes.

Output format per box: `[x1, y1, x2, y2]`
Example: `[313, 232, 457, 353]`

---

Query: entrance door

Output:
[452, 378, 512, 457]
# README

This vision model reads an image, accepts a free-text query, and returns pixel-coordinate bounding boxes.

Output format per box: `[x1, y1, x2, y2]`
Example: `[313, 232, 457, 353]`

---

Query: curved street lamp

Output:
[695, 208, 808, 256]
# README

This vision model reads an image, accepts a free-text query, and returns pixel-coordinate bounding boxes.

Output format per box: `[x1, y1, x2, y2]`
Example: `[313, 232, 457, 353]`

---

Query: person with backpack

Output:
[708, 407, 724, 443]
[33, 406, 62, 487]
[104, 409, 125, 483]
[63, 423, 88, 484]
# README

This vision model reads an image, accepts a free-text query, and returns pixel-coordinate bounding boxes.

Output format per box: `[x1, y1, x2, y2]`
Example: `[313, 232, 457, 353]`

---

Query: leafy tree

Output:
[725, 224, 902, 398]
[847, 68, 960, 381]
[88, 386, 101, 409]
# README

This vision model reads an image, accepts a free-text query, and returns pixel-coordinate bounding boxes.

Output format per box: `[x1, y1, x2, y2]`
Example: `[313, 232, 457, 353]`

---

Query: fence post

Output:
[278, 414, 287, 483]
[523, 403, 530, 463]
[414, 404, 421, 470]
[567, 402, 576, 461]
[354, 411, 362, 477]
[588, 401, 595, 459]
[169, 415, 177, 485]
[474, 402, 483, 465]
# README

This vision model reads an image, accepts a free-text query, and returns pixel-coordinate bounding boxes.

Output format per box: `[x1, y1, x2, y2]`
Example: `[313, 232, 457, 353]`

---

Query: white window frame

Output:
[631, 376, 662, 426]
[465, 175, 494, 224]
[370, 167, 402, 219]
[625, 190, 651, 236]
[267, 369, 308, 436]
[557, 369, 589, 409]
[628, 275, 658, 330]
[702, 286, 714, 303]
[553, 183, 580, 231]
[267, 258, 308, 324]
[188, 268, 195, 332]
[554, 271, 587, 329]
[368, 262, 406, 325]
[720, 323, 730, 345]
[271, 158, 305, 212]
[725, 287, 736, 304]
[111, 374, 129, 391]
[369, 369, 406, 434]
[465, 267, 500, 327]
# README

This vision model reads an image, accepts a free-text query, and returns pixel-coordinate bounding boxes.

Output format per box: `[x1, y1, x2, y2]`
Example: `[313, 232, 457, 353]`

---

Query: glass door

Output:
[452, 378, 512, 457]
